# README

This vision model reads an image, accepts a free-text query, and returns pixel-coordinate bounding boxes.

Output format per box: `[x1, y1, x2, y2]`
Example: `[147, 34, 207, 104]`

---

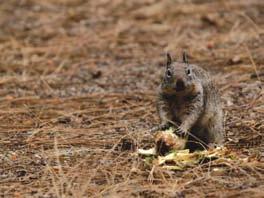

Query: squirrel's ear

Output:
[166, 52, 172, 67]
[182, 51, 188, 64]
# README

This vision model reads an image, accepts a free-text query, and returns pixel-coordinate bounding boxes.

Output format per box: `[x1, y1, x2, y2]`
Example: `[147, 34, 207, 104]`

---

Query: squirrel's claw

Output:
[174, 127, 188, 138]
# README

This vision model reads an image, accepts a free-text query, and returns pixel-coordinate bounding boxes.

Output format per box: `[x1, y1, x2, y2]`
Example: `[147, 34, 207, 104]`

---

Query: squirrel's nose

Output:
[175, 79, 185, 91]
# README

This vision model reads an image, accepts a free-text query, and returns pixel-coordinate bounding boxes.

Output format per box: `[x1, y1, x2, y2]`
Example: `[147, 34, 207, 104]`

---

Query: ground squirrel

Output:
[155, 52, 224, 151]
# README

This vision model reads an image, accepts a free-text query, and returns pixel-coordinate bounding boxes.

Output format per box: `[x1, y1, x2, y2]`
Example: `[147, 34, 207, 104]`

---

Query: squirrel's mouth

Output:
[175, 80, 185, 92]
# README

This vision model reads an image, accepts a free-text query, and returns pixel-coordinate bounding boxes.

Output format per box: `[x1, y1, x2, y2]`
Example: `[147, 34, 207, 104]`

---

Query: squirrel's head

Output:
[161, 52, 196, 95]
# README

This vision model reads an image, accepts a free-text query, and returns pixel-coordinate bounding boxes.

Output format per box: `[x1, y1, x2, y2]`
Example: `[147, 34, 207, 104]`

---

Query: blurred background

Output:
[0, 0, 263, 98]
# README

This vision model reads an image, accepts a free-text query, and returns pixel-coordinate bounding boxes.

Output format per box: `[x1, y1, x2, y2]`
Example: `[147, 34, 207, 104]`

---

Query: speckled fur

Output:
[156, 54, 224, 151]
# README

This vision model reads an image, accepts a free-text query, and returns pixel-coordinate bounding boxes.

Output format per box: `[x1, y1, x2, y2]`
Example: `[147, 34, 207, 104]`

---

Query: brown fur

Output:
[155, 53, 224, 151]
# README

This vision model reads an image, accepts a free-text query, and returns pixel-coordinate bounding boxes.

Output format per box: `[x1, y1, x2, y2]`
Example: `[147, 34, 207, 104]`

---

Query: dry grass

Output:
[0, 0, 263, 197]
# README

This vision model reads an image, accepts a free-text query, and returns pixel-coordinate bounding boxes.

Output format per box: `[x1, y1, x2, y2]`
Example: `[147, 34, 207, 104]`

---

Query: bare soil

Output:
[0, 0, 263, 197]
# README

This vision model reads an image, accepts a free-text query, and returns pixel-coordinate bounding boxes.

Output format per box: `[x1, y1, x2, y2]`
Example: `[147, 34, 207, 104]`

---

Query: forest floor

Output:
[0, 0, 263, 197]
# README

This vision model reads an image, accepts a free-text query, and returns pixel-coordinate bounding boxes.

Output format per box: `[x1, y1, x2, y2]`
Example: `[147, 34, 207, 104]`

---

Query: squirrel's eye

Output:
[166, 70, 172, 78]
[186, 68, 191, 76]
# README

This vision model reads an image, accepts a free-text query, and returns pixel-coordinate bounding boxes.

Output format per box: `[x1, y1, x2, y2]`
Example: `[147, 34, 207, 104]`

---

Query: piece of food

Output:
[138, 146, 235, 170]
[137, 148, 156, 155]
[155, 127, 187, 155]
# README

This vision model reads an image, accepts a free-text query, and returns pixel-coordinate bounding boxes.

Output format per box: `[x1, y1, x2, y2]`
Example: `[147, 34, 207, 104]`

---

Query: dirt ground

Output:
[0, 0, 263, 197]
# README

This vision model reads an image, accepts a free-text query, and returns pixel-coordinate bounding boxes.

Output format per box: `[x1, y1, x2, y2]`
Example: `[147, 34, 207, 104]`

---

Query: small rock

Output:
[16, 170, 27, 177]
[57, 116, 71, 124]
[120, 138, 136, 151]
[228, 55, 242, 65]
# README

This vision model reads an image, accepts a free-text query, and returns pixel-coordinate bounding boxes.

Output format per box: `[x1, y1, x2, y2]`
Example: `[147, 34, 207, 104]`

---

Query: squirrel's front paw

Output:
[174, 127, 188, 138]
[150, 123, 171, 132]
[159, 123, 171, 130]
[150, 125, 159, 133]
